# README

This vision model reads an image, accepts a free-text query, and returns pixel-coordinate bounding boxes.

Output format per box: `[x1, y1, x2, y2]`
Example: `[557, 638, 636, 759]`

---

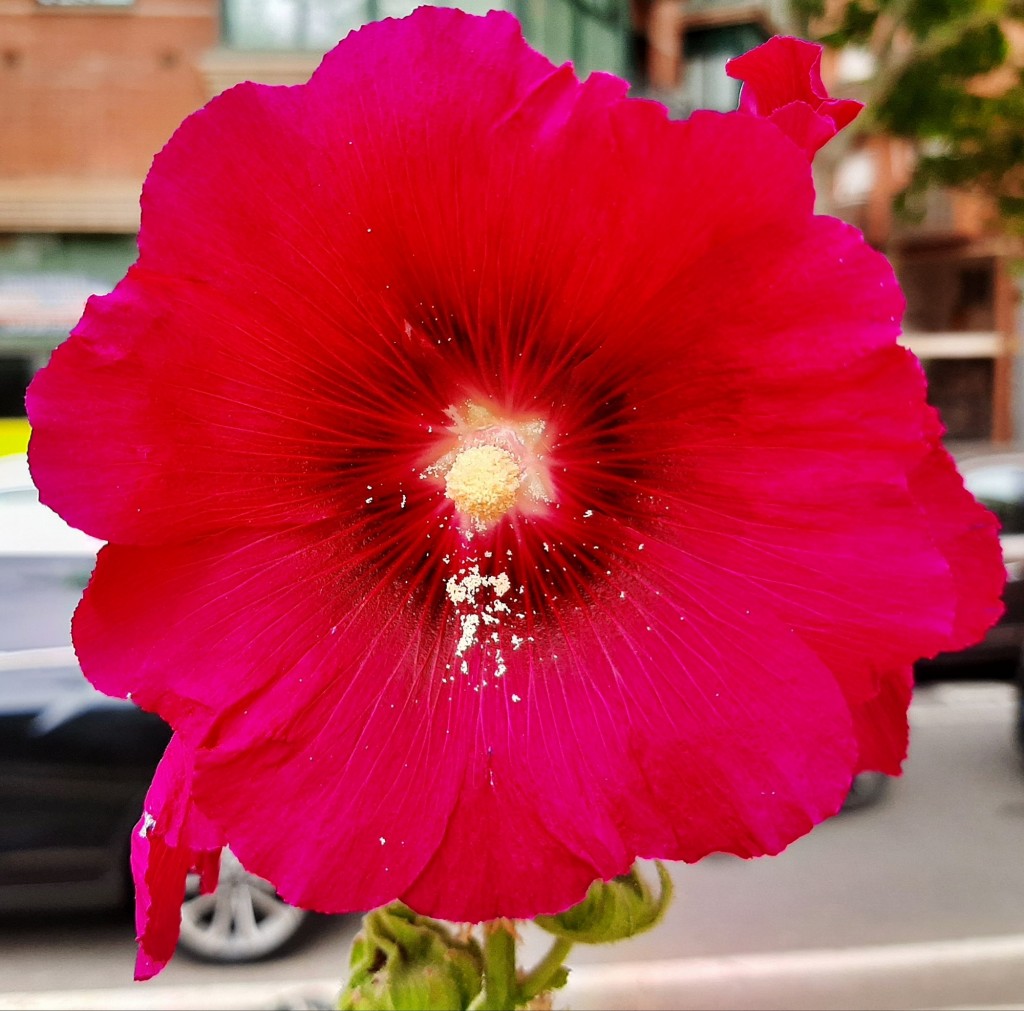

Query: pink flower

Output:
[727, 36, 863, 156]
[27, 10, 1003, 977]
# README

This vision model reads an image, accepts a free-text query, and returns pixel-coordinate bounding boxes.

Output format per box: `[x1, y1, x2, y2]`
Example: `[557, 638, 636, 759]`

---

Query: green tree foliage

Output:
[795, 0, 1024, 229]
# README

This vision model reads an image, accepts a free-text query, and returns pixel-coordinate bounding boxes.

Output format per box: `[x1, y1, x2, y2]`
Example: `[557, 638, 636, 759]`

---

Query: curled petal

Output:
[131, 735, 223, 979]
[727, 36, 862, 156]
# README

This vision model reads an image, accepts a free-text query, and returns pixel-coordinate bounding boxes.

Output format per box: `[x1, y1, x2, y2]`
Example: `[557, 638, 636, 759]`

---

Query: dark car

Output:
[914, 448, 1024, 684]
[904, 448, 1024, 757]
[0, 645, 308, 962]
[847, 441, 1024, 805]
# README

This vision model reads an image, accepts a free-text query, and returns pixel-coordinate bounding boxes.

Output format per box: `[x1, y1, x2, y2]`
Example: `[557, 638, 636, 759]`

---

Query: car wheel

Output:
[841, 772, 890, 812]
[1015, 652, 1024, 762]
[178, 848, 307, 963]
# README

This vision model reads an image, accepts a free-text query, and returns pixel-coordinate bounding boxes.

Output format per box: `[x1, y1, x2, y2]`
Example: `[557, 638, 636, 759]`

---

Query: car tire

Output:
[177, 849, 307, 963]
[841, 772, 890, 812]
[1015, 651, 1024, 762]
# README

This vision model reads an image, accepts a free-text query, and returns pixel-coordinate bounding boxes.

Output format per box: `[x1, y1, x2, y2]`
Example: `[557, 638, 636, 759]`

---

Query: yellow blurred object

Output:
[0, 418, 30, 456]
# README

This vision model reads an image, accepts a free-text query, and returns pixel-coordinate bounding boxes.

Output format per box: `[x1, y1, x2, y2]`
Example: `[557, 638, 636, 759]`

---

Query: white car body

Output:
[0, 454, 102, 558]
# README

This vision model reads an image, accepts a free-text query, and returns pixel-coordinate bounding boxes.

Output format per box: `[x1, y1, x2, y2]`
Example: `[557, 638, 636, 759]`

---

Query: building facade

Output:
[815, 41, 1021, 443]
[5, 1, 878, 424]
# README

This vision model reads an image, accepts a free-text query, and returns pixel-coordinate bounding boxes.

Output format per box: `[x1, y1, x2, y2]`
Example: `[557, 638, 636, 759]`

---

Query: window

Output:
[222, 0, 512, 52]
[965, 465, 1024, 535]
[0, 235, 136, 407]
[683, 24, 767, 112]
[218, 0, 634, 80]
[36, 0, 133, 7]
[515, 0, 632, 80]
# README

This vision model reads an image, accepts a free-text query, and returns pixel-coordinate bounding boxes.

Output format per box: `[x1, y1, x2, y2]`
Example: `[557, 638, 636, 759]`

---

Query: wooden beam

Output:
[899, 331, 1004, 359]
[0, 178, 141, 232]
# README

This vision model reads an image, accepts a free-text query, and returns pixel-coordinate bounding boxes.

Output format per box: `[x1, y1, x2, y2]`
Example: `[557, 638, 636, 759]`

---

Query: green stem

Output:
[517, 936, 574, 1005]
[475, 921, 518, 1011]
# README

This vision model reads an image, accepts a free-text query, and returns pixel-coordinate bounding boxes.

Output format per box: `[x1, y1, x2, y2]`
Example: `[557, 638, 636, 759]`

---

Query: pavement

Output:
[6, 934, 1024, 1010]
[3, 682, 1022, 1010]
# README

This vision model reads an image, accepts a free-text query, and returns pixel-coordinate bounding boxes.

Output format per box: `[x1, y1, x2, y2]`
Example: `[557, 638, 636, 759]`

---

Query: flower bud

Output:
[340, 903, 483, 1011]
[534, 861, 673, 945]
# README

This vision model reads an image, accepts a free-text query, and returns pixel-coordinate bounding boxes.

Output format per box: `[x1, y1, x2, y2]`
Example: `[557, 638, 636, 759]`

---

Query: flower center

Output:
[444, 444, 522, 525]
[423, 399, 553, 533]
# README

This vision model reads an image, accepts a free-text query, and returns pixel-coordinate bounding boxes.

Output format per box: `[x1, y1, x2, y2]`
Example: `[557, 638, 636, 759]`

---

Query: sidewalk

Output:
[5, 934, 1024, 1011]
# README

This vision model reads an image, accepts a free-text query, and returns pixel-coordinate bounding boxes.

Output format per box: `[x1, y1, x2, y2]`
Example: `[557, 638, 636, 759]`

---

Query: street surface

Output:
[1, 681, 1023, 1010]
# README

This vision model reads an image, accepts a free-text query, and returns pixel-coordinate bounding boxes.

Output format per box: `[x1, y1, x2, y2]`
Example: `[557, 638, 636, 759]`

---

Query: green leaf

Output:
[805, 0, 1024, 233]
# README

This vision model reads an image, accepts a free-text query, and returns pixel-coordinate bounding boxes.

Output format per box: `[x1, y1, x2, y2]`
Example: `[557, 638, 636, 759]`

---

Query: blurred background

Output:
[2, 0, 1023, 445]
[3, 2, 1024, 1009]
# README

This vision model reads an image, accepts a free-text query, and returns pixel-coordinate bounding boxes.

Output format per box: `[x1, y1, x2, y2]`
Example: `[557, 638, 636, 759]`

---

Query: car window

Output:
[0, 456, 102, 559]
[0, 488, 39, 506]
[964, 465, 1024, 535]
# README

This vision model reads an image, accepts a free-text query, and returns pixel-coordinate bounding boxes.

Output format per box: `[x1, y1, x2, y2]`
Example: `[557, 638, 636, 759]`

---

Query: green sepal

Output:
[540, 965, 569, 994]
[340, 903, 484, 1010]
[534, 861, 673, 945]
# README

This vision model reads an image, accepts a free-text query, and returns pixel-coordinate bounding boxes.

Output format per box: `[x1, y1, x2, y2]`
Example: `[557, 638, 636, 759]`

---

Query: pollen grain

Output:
[444, 445, 522, 525]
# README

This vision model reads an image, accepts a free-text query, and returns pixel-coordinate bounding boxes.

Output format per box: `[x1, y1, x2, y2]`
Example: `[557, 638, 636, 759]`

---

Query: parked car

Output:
[914, 447, 1024, 684]
[0, 453, 100, 652]
[0, 453, 310, 962]
[0, 452, 101, 558]
[901, 447, 1024, 759]
[0, 645, 309, 962]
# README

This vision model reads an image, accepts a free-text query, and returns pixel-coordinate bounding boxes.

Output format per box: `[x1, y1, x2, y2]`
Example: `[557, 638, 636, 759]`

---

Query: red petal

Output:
[850, 668, 912, 775]
[660, 347, 961, 705]
[82, 526, 858, 922]
[909, 431, 1006, 651]
[403, 543, 858, 918]
[131, 736, 223, 979]
[29, 18, 830, 547]
[727, 36, 862, 156]
[75, 524, 474, 911]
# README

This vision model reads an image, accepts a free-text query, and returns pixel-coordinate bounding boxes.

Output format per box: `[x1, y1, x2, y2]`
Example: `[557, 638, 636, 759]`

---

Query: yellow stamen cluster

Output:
[444, 445, 522, 525]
